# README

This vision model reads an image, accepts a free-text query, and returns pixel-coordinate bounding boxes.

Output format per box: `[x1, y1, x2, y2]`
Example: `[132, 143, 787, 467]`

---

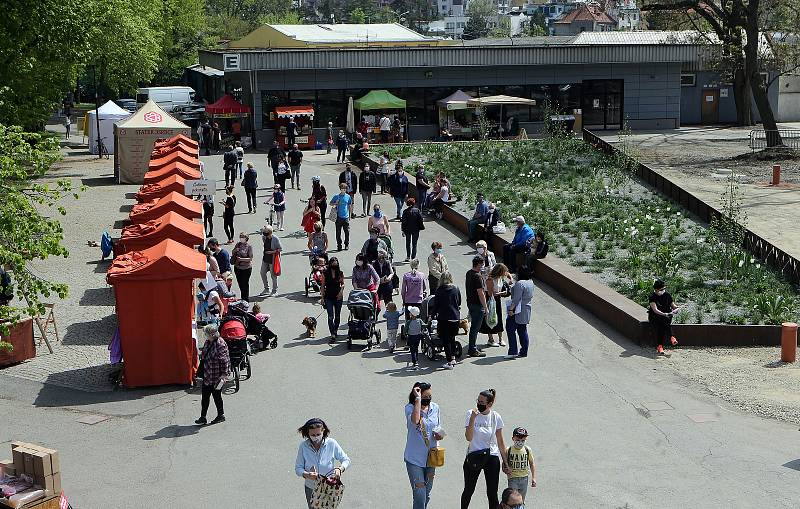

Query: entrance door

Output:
[581, 80, 624, 130]
[701, 90, 719, 124]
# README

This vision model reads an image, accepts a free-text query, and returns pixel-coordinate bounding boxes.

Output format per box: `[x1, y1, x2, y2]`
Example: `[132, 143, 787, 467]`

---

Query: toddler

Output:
[406, 306, 423, 370]
[506, 427, 536, 500]
[251, 303, 269, 323]
[383, 302, 402, 353]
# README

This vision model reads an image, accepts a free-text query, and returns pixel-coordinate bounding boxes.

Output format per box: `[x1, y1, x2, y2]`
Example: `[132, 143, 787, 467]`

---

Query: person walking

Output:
[259, 225, 282, 296]
[208, 238, 231, 273]
[465, 256, 488, 358]
[200, 119, 211, 156]
[401, 259, 427, 320]
[223, 145, 237, 187]
[64, 114, 71, 140]
[432, 271, 461, 370]
[338, 164, 358, 213]
[295, 418, 350, 509]
[243, 162, 258, 214]
[405, 382, 443, 508]
[330, 183, 353, 251]
[368, 204, 390, 236]
[286, 116, 298, 147]
[406, 307, 424, 369]
[288, 143, 304, 190]
[321, 257, 345, 342]
[336, 130, 348, 163]
[648, 279, 680, 356]
[266, 184, 287, 231]
[401, 198, 425, 262]
[326, 122, 335, 154]
[388, 162, 410, 219]
[377, 151, 390, 194]
[301, 199, 321, 238]
[379, 112, 391, 143]
[372, 249, 394, 306]
[361, 227, 389, 266]
[309, 177, 328, 230]
[475, 240, 496, 283]
[195, 323, 230, 425]
[222, 186, 236, 244]
[359, 164, 377, 217]
[231, 233, 254, 301]
[202, 193, 214, 237]
[462, 389, 510, 509]
[504, 427, 536, 502]
[506, 265, 534, 359]
[234, 141, 244, 179]
[268, 141, 285, 184]
[212, 122, 221, 152]
[275, 154, 290, 193]
[427, 242, 448, 293]
[483, 263, 511, 348]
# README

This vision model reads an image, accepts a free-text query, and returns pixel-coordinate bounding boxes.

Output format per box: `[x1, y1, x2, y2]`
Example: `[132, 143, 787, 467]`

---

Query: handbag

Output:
[328, 204, 338, 222]
[391, 270, 400, 289]
[492, 222, 507, 234]
[310, 472, 345, 509]
[273, 251, 282, 277]
[420, 412, 445, 468]
[485, 299, 498, 328]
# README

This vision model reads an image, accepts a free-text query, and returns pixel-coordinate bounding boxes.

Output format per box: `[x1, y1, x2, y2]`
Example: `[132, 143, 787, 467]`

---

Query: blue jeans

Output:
[467, 303, 485, 352]
[406, 461, 435, 509]
[507, 317, 529, 357]
[467, 218, 483, 241]
[394, 196, 404, 218]
[508, 475, 529, 501]
[324, 297, 343, 337]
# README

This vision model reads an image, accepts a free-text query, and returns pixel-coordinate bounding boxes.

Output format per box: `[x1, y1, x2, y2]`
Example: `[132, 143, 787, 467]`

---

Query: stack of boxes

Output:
[3, 442, 61, 497]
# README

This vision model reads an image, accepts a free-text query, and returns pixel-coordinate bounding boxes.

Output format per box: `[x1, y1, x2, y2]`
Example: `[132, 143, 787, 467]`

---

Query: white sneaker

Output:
[442, 362, 454, 370]
[505, 354, 517, 359]
[487, 340, 498, 347]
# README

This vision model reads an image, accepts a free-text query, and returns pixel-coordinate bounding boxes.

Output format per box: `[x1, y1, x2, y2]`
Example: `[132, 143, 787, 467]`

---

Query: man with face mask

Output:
[388, 161, 410, 220]
[648, 279, 679, 356]
[360, 227, 388, 265]
[331, 183, 353, 251]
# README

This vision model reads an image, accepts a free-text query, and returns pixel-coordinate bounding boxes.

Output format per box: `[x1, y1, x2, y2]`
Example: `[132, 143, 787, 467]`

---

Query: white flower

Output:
[750, 258, 755, 264]
[624, 219, 628, 224]
[496, 201, 502, 205]
[756, 264, 761, 269]
[666, 207, 670, 212]
[650, 225, 655, 231]
[635, 218, 639, 223]
[676, 212, 681, 216]
[656, 208, 661, 213]
[738, 259, 745, 268]
[646, 214, 652, 220]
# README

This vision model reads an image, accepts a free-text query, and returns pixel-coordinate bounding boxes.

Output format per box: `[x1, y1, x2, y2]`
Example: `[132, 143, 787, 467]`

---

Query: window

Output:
[680, 74, 696, 87]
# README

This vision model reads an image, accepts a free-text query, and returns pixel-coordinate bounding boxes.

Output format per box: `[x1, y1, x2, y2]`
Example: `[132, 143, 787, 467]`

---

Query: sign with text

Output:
[223, 54, 240, 71]
[185, 179, 215, 196]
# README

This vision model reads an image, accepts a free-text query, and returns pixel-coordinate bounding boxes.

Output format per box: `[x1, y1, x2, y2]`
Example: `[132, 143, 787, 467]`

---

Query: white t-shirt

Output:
[380, 116, 391, 131]
[465, 410, 504, 457]
[439, 186, 450, 202]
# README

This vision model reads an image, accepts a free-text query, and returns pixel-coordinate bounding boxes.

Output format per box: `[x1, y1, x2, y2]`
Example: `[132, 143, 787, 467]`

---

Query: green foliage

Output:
[0, 125, 80, 348]
[519, 12, 548, 36]
[462, 0, 494, 39]
[349, 7, 366, 23]
[152, 0, 210, 85]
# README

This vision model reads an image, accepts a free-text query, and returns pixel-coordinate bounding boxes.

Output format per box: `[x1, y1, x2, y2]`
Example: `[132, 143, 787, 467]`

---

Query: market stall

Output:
[275, 105, 314, 149]
[143, 160, 201, 184]
[436, 90, 475, 139]
[115, 212, 204, 255]
[353, 90, 407, 142]
[115, 100, 190, 184]
[135, 174, 187, 203]
[466, 95, 537, 138]
[106, 238, 205, 387]
[205, 94, 252, 146]
[129, 191, 202, 223]
[86, 100, 131, 155]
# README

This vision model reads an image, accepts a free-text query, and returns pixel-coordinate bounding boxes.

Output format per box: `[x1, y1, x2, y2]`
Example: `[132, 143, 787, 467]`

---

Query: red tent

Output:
[129, 191, 202, 223]
[148, 150, 199, 171]
[107, 239, 205, 387]
[143, 160, 201, 184]
[116, 211, 204, 255]
[136, 174, 187, 203]
[205, 94, 252, 115]
[154, 134, 198, 150]
[151, 142, 197, 159]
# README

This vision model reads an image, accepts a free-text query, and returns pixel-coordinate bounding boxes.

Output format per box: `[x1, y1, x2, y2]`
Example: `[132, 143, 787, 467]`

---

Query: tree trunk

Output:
[744, 0, 782, 146]
[733, 67, 753, 126]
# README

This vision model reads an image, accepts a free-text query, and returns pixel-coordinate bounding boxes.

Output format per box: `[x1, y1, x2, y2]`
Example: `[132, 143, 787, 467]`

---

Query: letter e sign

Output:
[224, 54, 240, 71]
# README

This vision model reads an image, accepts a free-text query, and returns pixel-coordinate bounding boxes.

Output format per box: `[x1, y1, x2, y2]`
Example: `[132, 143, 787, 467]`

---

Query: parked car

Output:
[115, 98, 137, 112]
[173, 102, 206, 123]
[136, 86, 196, 112]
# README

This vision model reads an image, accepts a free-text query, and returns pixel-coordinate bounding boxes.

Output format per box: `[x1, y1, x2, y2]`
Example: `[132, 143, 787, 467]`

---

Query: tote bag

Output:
[311, 473, 345, 509]
[485, 301, 498, 328]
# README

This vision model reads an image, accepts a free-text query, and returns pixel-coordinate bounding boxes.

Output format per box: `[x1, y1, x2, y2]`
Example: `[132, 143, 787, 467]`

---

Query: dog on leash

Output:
[302, 316, 318, 338]
[458, 318, 470, 335]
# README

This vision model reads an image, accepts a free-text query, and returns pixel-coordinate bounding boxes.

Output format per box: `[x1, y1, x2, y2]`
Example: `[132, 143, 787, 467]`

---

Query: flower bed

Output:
[378, 140, 800, 325]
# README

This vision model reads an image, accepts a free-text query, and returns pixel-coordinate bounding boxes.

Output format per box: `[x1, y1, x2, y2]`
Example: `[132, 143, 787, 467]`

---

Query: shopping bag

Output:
[328, 203, 338, 222]
[273, 251, 282, 277]
[311, 474, 345, 509]
[486, 302, 498, 328]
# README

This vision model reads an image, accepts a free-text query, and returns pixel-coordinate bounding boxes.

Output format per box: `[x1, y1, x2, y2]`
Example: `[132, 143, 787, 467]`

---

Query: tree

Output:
[206, 0, 294, 30]
[0, 0, 91, 129]
[0, 125, 79, 349]
[463, 0, 495, 39]
[152, 0, 209, 85]
[520, 11, 549, 36]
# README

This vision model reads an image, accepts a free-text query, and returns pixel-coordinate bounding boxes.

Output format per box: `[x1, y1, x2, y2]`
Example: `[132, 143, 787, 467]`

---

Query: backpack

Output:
[101, 231, 113, 260]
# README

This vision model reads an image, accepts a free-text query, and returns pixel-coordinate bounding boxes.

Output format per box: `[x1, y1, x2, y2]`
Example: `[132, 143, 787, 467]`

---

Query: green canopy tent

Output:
[353, 90, 407, 142]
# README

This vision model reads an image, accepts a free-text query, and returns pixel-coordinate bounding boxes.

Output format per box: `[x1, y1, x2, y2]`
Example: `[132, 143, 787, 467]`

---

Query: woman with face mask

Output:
[373, 249, 394, 306]
[321, 257, 345, 343]
[368, 204, 390, 236]
[295, 417, 350, 508]
[405, 382, 443, 509]
[231, 232, 253, 301]
[462, 388, 510, 509]
[474, 240, 496, 287]
[427, 241, 448, 293]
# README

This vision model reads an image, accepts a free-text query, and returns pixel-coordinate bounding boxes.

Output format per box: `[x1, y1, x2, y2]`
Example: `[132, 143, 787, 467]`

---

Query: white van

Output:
[136, 86, 196, 112]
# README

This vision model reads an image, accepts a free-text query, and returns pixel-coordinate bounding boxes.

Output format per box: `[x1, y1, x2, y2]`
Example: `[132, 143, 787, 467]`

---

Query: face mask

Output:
[476, 403, 487, 413]
[330, 264, 339, 270]
[356, 261, 363, 267]
[420, 398, 431, 406]
[239, 237, 246, 242]
[435, 249, 443, 255]
[309, 434, 323, 444]
[656, 289, 665, 296]
[477, 247, 485, 254]
[508, 505, 524, 509]
[374, 209, 382, 218]
[370, 234, 378, 240]
[513, 440, 526, 448]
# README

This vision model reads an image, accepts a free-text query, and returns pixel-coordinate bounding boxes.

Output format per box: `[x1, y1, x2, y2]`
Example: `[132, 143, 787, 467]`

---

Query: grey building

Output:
[194, 29, 780, 148]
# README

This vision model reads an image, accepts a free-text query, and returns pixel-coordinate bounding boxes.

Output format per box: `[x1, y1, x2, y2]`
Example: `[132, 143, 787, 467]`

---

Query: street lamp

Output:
[89, 64, 102, 159]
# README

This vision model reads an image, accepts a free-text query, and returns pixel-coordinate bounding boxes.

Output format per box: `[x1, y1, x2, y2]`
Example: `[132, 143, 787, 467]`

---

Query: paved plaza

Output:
[2, 143, 800, 508]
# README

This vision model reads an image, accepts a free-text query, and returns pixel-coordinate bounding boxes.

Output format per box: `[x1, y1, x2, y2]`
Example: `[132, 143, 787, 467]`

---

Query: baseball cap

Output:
[512, 427, 529, 437]
[513, 215, 525, 223]
[311, 175, 321, 182]
[408, 306, 420, 317]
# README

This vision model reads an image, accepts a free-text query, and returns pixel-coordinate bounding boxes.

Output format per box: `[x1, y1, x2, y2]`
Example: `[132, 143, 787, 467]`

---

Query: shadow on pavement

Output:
[318, 343, 350, 356]
[124, 192, 137, 200]
[142, 424, 201, 440]
[62, 313, 116, 346]
[282, 336, 330, 348]
[79, 286, 115, 306]
[119, 204, 133, 213]
[81, 175, 118, 187]
[86, 259, 112, 274]
[782, 459, 800, 471]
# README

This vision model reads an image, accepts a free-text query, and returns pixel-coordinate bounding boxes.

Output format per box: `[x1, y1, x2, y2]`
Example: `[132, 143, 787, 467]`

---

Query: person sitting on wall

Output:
[467, 193, 489, 243]
[483, 203, 502, 240]
[502, 216, 534, 273]
[648, 279, 680, 356]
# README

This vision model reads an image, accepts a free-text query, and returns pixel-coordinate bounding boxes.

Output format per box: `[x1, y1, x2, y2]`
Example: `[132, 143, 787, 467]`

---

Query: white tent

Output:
[86, 100, 130, 154]
[114, 100, 190, 184]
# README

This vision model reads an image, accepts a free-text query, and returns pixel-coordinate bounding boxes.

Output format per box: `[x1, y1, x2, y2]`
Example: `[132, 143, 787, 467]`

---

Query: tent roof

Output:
[437, 90, 474, 107]
[116, 99, 188, 129]
[151, 142, 198, 159]
[354, 90, 406, 110]
[154, 134, 198, 150]
[205, 94, 252, 115]
[89, 100, 131, 118]
[118, 212, 204, 253]
[107, 238, 205, 282]
[275, 105, 314, 118]
[149, 150, 199, 171]
[467, 95, 537, 106]
[136, 174, 187, 202]
[129, 191, 202, 222]
[143, 161, 201, 184]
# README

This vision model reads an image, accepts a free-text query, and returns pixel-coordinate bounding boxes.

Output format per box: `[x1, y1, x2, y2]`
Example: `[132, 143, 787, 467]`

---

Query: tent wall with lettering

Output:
[114, 100, 191, 184]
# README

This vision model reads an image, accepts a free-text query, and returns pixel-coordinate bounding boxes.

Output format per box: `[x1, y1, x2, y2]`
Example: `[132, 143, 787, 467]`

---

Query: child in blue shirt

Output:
[383, 302, 402, 353]
[406, 306, 423, 370]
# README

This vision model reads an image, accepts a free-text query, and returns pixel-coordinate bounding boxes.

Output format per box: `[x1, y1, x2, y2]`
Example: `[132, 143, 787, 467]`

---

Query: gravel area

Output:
[665, 346, 800, 424]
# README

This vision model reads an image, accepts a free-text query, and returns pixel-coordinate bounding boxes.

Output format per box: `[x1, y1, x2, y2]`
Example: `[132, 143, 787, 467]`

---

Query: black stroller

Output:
[346, 289, 381, 350]
[418, 295, 464, 361]
[227, 300, 278, 351]
[219, 316, 251, 393]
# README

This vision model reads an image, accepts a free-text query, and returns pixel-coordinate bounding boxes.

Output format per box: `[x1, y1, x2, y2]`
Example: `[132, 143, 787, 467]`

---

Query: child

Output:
[266, 184, 286, 231]
[383, 302, 402, 353]
[506, 427, 536, 501]
[251, 303, 269, 324]
[406, 306, 423, 370]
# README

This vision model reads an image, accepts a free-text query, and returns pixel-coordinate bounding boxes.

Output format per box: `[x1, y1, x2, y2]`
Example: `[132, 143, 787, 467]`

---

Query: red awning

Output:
[275, 105, 314, 119]
[205, 94, 251, 115]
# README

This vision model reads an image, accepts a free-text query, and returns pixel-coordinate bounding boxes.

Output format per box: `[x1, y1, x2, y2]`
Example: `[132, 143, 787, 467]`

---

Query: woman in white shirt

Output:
[462, 389, 509, 509]
[295, 417, 351, 508]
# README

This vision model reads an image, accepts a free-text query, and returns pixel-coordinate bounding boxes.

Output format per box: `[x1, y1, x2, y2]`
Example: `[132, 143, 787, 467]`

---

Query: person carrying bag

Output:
[405, 382, 444, 509]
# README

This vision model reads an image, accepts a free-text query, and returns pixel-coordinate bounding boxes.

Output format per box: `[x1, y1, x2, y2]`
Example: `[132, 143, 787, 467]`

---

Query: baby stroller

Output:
[346, 289, 381, 350]
[227, 300, 278, 351]
[219, 316, 252, 393]
[378, 234, 394, 261]
[304, 249, 327, 298]
[418, 295, 463, 361]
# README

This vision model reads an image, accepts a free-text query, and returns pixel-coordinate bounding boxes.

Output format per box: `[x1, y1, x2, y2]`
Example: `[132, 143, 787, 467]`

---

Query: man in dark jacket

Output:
[358, 165, 377, 217]
[336, 131, 348, 162]
[267, 141, 285, 184]
[483, 203, 502, 241]
[223, 145, 237, 187]
[242, 162, 258, 213]
[387, 164, 410, 220]
[339, 164, 358, 217]
[400, 198, 425, 261]
[287, 143, 304, 190]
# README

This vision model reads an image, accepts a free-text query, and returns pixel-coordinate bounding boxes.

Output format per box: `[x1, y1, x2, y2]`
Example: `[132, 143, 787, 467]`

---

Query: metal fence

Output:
[583, 128, 800, 285]
[749, 129, 800, 151]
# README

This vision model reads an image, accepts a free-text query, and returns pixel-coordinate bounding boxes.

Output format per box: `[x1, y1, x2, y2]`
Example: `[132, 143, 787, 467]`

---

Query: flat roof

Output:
[268, 23, 435, 43]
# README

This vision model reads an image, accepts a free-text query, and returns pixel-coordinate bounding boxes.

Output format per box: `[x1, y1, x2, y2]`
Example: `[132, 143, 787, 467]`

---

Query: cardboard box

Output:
[38, 472, 61, 494]
[31, 450, 52, 479]
[39, 448, 60, 474]
[22, 449, 35, 476]
[0, 458, 16, 476]
[12, 448, 25, 472]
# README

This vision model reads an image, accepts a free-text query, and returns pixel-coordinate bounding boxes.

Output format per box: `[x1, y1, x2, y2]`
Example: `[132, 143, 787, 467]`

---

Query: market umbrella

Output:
[346, 96, 355, 134]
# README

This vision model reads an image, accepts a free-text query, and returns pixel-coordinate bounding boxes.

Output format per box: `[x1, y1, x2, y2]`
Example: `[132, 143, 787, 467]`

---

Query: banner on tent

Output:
[185, 179, 215, 196]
